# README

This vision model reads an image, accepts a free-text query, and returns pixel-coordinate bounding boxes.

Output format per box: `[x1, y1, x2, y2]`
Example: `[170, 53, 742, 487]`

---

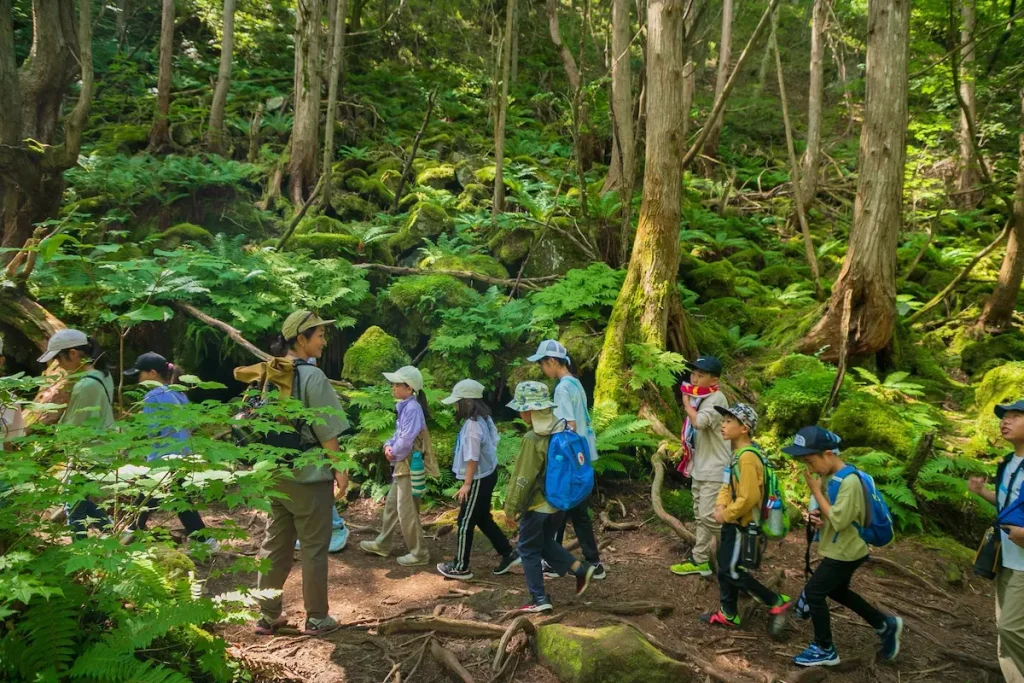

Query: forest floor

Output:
[196, 486, 1000, 683]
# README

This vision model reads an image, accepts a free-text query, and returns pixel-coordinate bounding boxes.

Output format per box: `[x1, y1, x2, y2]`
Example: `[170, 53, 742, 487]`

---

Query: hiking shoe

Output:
[436, 562, 473, 581]
[493, 551, 522, 575]
[397, 553, 429, 567]
[329, 524, 349, 553]
[591, 563, 607, 580]
[670, 560, 713, 577]
[542, 560, 559, 579]
[359, 540, 389, 557]
[793, 643, 840, 667]
[518, 599, 553, 613]
[254, 615, 288, 635]
[575, 564, 596, 597]
[302, 615, 338, 636]
[768, 594, 793, 639]
[877, 616, 903, 662]
[699, 610, 740, 628]
[793, 592, 811, 621]
[188, 537, 220, 557]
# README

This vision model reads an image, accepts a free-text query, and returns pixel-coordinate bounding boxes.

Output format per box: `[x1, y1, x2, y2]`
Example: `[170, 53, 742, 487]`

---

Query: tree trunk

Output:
[799, 0, 911, 361]
[116, 0, 128, 47]
[980, 89, 1024, 330]
[800, 0, 829, 211]
[493, 0, 516, 218]
[594, 0, 687, 414]
[0, 0, 22, 148]
[955, 0, 981, 208]
[603, 0, 636, 204]
[546, 0, 581, 92]
[322, 0, 348, 208]
[755, 5, 777, 95]
[511, 0, 520, 84]
[148, 0, 175, 152]
[702, 0, 733, 160]
[289, 0, 325, 205]
[206, 0, 237, 155]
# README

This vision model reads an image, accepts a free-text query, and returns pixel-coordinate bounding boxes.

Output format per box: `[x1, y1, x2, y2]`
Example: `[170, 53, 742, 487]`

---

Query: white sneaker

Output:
[397, 553, 429, 567]
[360, 540, 389, 557]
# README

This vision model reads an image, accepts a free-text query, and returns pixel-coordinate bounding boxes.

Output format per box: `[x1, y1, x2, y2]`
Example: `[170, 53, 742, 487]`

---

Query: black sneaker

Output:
[542, 559, 559, 579]
[518, 599, 553, 613]
[493, 551, 522, 575]
[436, 562, 473, 581]
[591, 563, 607, 580]
[575, 564, 596, 597]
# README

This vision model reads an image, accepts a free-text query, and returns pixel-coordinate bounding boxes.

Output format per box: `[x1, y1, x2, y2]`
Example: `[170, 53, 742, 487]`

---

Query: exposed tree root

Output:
[600, 499, 642, 531]
[378, 616, 508, 638]
[430, 639, 475, 683]
[650, 444, 697, 545]
[491, 616, 536, 672]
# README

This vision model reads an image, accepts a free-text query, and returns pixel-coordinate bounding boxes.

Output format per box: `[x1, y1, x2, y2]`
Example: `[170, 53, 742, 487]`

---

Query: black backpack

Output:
[232, 359, 317, 466]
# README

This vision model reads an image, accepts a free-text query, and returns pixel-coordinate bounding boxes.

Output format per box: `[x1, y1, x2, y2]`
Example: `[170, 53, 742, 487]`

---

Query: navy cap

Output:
[782, 426, 842, 457]
[686, 355, 723, 376]
[996, 400, 1024, 418]
[124, 352, 171, 377]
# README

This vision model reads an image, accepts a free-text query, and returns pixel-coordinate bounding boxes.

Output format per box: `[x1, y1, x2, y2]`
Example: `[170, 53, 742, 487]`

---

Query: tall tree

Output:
[289, 0, 325, 205]
[800, 0, 911, 360]
[206, 0, 238, 154]
[602, 0, 635, 205]
[800, 0, 829, 211]
[493, 0, 516, 218]
[980, 89, 1024, 330]
[149, 0, 175, 152]
[322, 0, 348, 208]
[702, 0, 733, 160]
[956, 0, 981, 207]
[594, 0, 687, 414]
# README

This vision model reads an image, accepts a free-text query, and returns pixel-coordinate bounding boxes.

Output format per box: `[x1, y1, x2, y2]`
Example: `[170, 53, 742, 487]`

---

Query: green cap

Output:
[282, 310, 336, 340]
[506, 381, 557, 412]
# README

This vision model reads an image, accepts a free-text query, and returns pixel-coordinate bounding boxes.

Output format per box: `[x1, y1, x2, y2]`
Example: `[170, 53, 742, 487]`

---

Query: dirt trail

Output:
[198, 493, 1001, 683]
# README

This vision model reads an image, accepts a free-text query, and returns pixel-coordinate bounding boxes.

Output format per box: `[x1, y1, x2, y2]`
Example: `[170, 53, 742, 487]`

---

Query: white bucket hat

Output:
[441, 379, 485, 405]
[37, 329, 89, 363]
[383, 365, 424, 393]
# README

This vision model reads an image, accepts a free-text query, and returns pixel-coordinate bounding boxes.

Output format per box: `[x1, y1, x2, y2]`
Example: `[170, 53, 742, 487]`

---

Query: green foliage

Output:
[530, 263, 625, 324]
[961, 333, 1024, 377]
[829, 393, 916, 458]
[342, 326, 411, 386]
[761, 361, 841, 435]
[851, 368, 926, 400]
[625, 344, 687, 392]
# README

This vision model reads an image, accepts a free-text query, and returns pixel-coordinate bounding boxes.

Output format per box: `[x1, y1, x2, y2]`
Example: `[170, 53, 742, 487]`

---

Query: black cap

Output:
[124, 352, 171, 377]
[781, 426, 842, 457]
[996, 401, 1024, 418]
[686, 355, 723, 376]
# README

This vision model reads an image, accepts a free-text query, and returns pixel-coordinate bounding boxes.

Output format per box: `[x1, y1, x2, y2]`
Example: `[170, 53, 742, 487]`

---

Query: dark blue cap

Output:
[686, 355, 723, 376]
[782, 426, 842, 457]
[996, 400, 1024, 418]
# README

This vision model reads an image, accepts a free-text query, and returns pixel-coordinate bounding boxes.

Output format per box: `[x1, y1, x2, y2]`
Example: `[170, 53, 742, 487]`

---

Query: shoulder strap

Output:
[81, 373, 112, 407]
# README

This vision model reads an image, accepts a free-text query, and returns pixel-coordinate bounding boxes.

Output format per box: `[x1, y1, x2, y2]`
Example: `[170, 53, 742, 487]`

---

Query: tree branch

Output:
[275, 175, 325, 251]
[353, 263, 560, 290]
[392, 86, 438, 213]
[173, 302, 271, 361]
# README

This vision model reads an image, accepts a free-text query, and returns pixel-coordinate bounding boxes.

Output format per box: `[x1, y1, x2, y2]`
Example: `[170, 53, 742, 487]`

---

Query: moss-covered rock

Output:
[924, 269, 956, 292]
[415, 164, 460, 192]
[759, 264, 803, 289]
[828, 392, 915, 458]
[411, 158, 440, 176]
[523, 225, 591, 277]
[368, 157, 404, 176]
[347, 175, 395, 207]
[292, 214, 392, 263]
[489, 229, 532, 264]
[961, 333, 1024, 377]
[427, 254, 509, 279]
[474, 165, 497, 185]
[690, 318, 734, 360]
[560, 320, 603, 372]
[698, 297, 775, 334]
[421, 133, 452, 155]
[727, 247, 765, 269]
[390, 202, 453, 252]
[537, 624, 692, 683]
[153, 223, 214, 249]
[330, 192, 377, 221]
[384, 274, 479, 327]
[761, 360, 842, 434]
[764, 353, 829, 381]
[342, 326, 410, 386]
[291, 233, 362, 258]
[973, 362, 1024, 452]
[454, 157, 485, 188]
[456, 182, 489, 211]
[688, 259, 738, 300]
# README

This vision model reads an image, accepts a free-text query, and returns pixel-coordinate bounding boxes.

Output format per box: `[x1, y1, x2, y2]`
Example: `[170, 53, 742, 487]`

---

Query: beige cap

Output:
[441, 379, 485, 405]
[282, 310, 336, 340]
[383, 365, 424, 393]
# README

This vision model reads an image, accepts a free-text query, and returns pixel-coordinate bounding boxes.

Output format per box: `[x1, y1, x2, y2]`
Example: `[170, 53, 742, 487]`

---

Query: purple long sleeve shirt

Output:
[385, 396, 426, 462]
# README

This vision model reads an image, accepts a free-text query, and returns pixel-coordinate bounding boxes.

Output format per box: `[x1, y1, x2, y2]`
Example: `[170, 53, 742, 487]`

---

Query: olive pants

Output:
[998, 567, 1024, 683]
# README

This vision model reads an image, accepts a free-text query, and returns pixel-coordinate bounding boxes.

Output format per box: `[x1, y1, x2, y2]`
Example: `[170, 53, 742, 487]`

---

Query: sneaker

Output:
[699, 610, 740, 628]
[518, 599, 554, 613]
[591, 563, 608, 580]
[254, 615, 288, 635]
[877, 616, 904, 662]
[436, 562, 473, 581]
[493, 551, 522, 575]
[669, 560, 713, 577]
[575, 564, 596, 597]
[542, 560, 559, 579]
[397, 553, 429, 567]
[793, 591, 811, 621]
[329, 523, 349, 553]
[359, 540, 389, 557]
[188, 537, 220, 556]
[302, 615, 339, 636]
[768, 594, 793, 638]
[793, 643, 841, 667]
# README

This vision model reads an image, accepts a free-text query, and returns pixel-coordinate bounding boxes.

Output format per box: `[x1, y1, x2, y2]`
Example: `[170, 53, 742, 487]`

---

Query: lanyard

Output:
[1000, 460, 1024, 512]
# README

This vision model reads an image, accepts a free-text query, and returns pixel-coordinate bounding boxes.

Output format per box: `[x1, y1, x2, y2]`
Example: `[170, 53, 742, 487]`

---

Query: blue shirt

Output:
[553, 376, 598, 462]
[385, 396, 427, 463]
[143, 385, 190, 461]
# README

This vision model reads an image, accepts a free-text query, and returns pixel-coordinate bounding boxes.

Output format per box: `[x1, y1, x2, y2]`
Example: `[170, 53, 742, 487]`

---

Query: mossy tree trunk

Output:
[322, 0, 348, 208]
[289, 0, 325, 205]
[148, 0, 175, 152]
[701, 0, 732, 161]
[493, 0, 515, 218]
[980, 89, 1024, 331]
[800, 0, 910, 361]
[595, 0, 686, 415]
[800, 0, 829, 212]
[955, 0, 982, 209]
[206, 0, 237, 155]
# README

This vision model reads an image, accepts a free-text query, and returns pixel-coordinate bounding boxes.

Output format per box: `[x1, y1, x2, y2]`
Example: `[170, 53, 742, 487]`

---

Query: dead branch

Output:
[353, 263, 560, 291]
[600, 498, 642, 531]
[174, 302, 271, 361]
[276, 175, 326, 251]
[650, 444, 697, 545]
[392, 86, 439, 213]
[402, 632, 433, 683]
[430, 639, 474, 683]
[378, 616, 507, 638]
[491, 616, 536, 672]
[866, 556, 951, 597]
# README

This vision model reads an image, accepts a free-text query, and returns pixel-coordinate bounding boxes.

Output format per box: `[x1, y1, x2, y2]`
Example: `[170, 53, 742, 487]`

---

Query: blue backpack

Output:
[543, 425, 595, 511]
[826, 465, 895, 547]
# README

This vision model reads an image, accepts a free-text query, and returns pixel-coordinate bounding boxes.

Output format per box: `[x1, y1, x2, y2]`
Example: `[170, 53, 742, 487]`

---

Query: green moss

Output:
[972, 362, 1024, 452]
[290, 233, 361, 257]
[961, 333, 1024, 377]
[421, 133, 452, 154]
[764, 353, 829, 381]
[688, 259, 738, 300]
[149, 546, 196, 581]
[368, 157, 403, 176]
[428, 254, 509, 279]
[925, 269, 956, 292]
[698, 297, 775, 334]
[690, 318, 733, 360]
[761, 362, 842, 435]
[341, 326, 410, 386]
[384, 274, 479, 326]
[330, 192, 376, 221]
[537, 624, 690, 683]
[390, 202, 454, 252]
[560, 320, 603, 372]
[828, 392, 915, 458]
[454, 158, 485, 187]
[411, 158, 440, 175]
[296, 215, 345, 235]
[489, 229, 532, 264]
[346, 175, 395, 207]
[759, 264, 802, 289]
[660, 486, 693, 522]
[523, 229, 591, 277]
[153, 223, 214, 249]
[415, 164, 459, 191]
[342, 168, 370, 190]
[474, 165, 497, 184]
[727, 247, 765, 269]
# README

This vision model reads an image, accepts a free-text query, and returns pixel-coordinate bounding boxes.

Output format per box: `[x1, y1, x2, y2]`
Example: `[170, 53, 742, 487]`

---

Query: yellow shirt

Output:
[820, 473, 869, 561]
[716, 447, 764, 526]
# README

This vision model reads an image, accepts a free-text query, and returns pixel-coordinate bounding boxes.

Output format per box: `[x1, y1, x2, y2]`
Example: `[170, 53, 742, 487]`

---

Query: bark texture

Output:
[322, 0, 348, 207]
[289, 0, 325, 205]
[799, 0, 910, 360]
[602, 0, 635, 199]
[206, 0, 238, 154]
[148, 0, 175, 152]
[800, 0, 829, 210]
[701, 0, 733, 159]
[594, 0, 686, 413]
[493, 0, 516, 217]
[955, 0, 982, 207]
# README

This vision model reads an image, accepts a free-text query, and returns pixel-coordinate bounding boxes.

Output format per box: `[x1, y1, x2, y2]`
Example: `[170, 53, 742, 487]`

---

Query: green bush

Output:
[758, 264, 802, 289]
[342, 326, 411, 385]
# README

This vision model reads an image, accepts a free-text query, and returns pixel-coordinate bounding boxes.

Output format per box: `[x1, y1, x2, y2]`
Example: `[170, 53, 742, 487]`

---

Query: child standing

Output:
[672, 356, 731, 577]
[528, 340, 605, 579]
[783, 426, 903, 667]
[436, 379, 520, 581]
[360, 365, 437, 566]
[700, 403, 791, 634]
[504, 381, 596, 612]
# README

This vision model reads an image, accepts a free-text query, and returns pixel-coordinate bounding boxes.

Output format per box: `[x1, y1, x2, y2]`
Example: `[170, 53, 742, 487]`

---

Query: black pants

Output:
[453, 470, 513, 571]
[67, 499, 113, 537]
[519, 510, 580, 604]
[805, 556, 887, 648]
[131, 493, 206, 537]
[554, 495, 601, 564]
[718, 523, 780, 617]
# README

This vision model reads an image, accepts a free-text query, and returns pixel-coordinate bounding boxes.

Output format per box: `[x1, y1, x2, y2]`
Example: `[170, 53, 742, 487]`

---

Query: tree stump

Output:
[536, 624, 693, 683]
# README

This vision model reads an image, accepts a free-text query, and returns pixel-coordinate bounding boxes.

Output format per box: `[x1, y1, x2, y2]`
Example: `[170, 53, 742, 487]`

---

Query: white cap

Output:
[37, 329, 89, 363]
[441, 379, 485, 405]
[383, 365, 424, 393]
[527, 339, 569, 363]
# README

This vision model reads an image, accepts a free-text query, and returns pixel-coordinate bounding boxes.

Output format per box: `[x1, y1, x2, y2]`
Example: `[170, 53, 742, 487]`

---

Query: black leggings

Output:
[452, 470, 513, 571]
[554, 495, 601, 564]
[130, 493, 207, 538]
[718, 523, 780, 616]
[805, 556, 887, 648]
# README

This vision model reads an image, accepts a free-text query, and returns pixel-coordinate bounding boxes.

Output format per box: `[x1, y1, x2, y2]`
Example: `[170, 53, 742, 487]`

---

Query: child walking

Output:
[783, 426, 903, 667]
[504, 381, 596, 612]
[700, 403, 791, 634]
[436, 379, 520, 581]
[528, 340, 605, 579]
[360, 366, 437, 566]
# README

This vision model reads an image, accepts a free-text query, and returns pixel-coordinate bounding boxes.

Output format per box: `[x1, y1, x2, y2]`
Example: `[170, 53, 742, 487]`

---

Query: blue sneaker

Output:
[793, 643, 840, 667]
[877, 616, 903, 662]
[295, 521, 349, 553]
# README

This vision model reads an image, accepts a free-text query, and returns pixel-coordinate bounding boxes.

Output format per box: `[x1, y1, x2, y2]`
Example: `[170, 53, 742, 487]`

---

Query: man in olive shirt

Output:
[784, 426, 902, 668]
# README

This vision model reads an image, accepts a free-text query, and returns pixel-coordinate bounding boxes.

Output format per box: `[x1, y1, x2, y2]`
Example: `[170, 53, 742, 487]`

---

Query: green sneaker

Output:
[769, 594, 793, 639]
[670, 560, 713, 577]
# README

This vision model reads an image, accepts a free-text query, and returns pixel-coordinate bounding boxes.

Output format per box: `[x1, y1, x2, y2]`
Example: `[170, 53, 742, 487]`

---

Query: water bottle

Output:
[808, 495, 820, 542]
[741, 521, 762, 568]
[765, 496, 786, 538]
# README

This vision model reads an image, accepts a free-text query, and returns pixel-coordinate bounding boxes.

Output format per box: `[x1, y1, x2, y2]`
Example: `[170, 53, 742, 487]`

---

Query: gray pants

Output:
[691, 478, 723, 564]
[374, 475, 427, 561]
[257, 478, 333, 621]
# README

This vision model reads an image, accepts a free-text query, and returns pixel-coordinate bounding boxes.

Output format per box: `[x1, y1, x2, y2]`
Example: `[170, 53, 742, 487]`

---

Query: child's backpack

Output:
[734, 445, 790, 540]
[826, 465, 895, 547]
[544, 423, 595, 511]
[232, 359, 316, 466]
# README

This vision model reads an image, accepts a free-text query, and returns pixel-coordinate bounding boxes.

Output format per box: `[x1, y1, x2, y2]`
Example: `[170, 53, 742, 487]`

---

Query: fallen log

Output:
[377, 616, 507, 638]
[650, 444, 697, 545]
[353, 263, 561, 291]
[430, 639, 474, 683]
[0, 290, 66, 354]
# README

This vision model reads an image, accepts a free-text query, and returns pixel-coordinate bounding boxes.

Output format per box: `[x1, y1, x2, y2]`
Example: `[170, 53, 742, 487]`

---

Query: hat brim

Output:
[714, 405, 736, 419]
[781, 445, 819, 457]
[526, 352, 545, 362]
[382, 371, 403, 384]
[303, 317, 336, 333]
[37, 350, 59, 364]
[506, 400, 557, 412]
[441, 394, 461, 405]
[995, 404, 1024, 418]
[123, 367, 142, 377]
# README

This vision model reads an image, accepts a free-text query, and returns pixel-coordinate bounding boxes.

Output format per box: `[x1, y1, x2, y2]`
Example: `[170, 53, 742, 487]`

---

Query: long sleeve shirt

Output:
[385, 397, 426, 463]
[716, 448, 764, 526]
[690, 391, 732, 481]
[821, 474, 869, 561]
[142, 385, 190, 461]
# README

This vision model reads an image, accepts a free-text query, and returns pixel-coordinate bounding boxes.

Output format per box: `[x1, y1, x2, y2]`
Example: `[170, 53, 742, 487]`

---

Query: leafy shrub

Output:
[531, 263, 625, 325]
